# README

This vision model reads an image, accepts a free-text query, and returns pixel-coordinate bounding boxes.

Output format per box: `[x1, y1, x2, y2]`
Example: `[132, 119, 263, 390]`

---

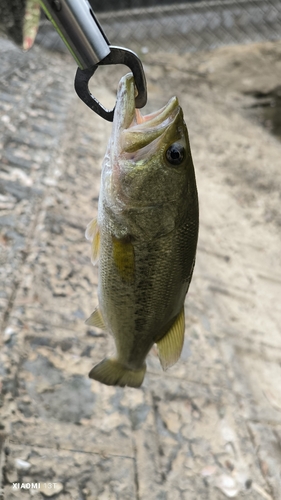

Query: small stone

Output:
[15, 458, 31, 471]
[4, 326, 15, 339]
[201, 465, 217, 477]
[43, 178, 57, 187]
[6, 470, 18, 483]
[245, 478, 252, 489]
[40, 482, 64, 497]
[1, 115, 10, 124]
[163, 409, 181, 434]
[215, 474, 239, 497]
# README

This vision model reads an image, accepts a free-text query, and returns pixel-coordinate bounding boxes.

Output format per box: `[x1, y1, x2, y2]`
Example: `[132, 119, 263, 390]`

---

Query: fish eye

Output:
[166, 143, 185, 166]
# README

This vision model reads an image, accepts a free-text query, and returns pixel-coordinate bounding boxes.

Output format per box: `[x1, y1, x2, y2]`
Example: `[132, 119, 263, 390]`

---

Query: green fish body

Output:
[86, 74, 199, 388]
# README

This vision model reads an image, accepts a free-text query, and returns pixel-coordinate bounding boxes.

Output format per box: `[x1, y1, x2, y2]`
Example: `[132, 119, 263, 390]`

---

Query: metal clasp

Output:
[74, 46, 147, 122]
[39, 0, 147, 121]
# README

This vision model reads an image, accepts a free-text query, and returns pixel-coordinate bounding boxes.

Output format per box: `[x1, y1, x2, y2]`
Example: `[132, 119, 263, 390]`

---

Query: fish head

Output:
[103, 73, 197, 237]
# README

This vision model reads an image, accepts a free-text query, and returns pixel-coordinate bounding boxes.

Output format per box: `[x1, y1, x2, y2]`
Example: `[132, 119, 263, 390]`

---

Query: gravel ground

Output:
[0, 37, 281, 499]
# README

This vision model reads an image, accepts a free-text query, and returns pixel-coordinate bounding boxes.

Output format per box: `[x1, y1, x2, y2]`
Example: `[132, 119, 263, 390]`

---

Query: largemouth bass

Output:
[86, 73, 199, 388]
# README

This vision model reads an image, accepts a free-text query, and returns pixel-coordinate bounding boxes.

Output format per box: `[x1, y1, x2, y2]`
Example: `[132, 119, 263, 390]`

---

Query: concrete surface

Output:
[0, 37, 281, 499]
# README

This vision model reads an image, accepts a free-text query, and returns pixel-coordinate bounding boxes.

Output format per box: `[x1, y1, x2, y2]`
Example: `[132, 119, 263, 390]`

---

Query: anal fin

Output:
[85, 307, 106, 330]
[89, 358, 146, 388]
[157, 307, 185, 371]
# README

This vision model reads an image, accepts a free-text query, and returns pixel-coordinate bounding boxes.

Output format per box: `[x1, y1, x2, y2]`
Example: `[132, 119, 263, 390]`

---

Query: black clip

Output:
[74, 46, 147, 122]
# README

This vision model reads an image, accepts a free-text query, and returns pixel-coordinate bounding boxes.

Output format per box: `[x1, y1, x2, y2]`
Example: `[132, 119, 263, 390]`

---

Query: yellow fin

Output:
[112, 236, 135, 283]
[157, 307, 185, 371]
[85, 307, 106, 330]
[85, 218, 100, 264]
[89, 358, 146, 388]
[85, 217, 97, 240]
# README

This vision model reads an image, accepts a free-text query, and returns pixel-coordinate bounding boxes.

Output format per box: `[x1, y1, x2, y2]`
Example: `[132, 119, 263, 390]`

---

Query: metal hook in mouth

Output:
[74, 45, 147, 122]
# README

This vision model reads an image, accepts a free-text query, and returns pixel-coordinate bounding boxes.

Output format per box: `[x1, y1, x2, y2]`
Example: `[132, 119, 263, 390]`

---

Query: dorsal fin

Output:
[156, 307, 185, 370]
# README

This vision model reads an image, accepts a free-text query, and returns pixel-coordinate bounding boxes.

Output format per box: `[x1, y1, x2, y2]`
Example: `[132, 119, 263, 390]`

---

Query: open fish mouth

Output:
[116, 74, 181, 154]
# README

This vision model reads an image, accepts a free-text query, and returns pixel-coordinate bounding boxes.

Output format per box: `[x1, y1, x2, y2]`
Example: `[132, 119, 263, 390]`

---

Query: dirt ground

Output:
[0, 37, 281, 499]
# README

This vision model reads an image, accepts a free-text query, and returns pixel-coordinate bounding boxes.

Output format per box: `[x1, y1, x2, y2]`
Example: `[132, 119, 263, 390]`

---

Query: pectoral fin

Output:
[89, 358, 146, 388]
[157, 307, 185, 371]
[85, 218, 100, 264]
[85, 307, 106, 330]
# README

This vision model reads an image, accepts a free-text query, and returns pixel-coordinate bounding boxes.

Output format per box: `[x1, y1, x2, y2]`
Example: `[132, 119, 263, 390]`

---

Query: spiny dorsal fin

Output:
[157, 307, 185, 371]
[89, 358, 146, 388]
[112, 235, 135, 283]
[85, 218, 100, 265]
[85, 307, 106, 330]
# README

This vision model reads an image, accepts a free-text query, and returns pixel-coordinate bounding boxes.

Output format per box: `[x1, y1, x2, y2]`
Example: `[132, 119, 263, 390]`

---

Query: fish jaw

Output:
[113, 72, 181, 157]
[120, 96, 180, 154]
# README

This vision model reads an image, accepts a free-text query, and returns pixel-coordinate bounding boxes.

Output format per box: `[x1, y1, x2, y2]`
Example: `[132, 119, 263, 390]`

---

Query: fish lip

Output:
[116, 73, 179, 132]
[114, 73, 137, 132]
[128, 95, 179, 133]
[121, 105, 183, 156]
[117, 74, 180, 154]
